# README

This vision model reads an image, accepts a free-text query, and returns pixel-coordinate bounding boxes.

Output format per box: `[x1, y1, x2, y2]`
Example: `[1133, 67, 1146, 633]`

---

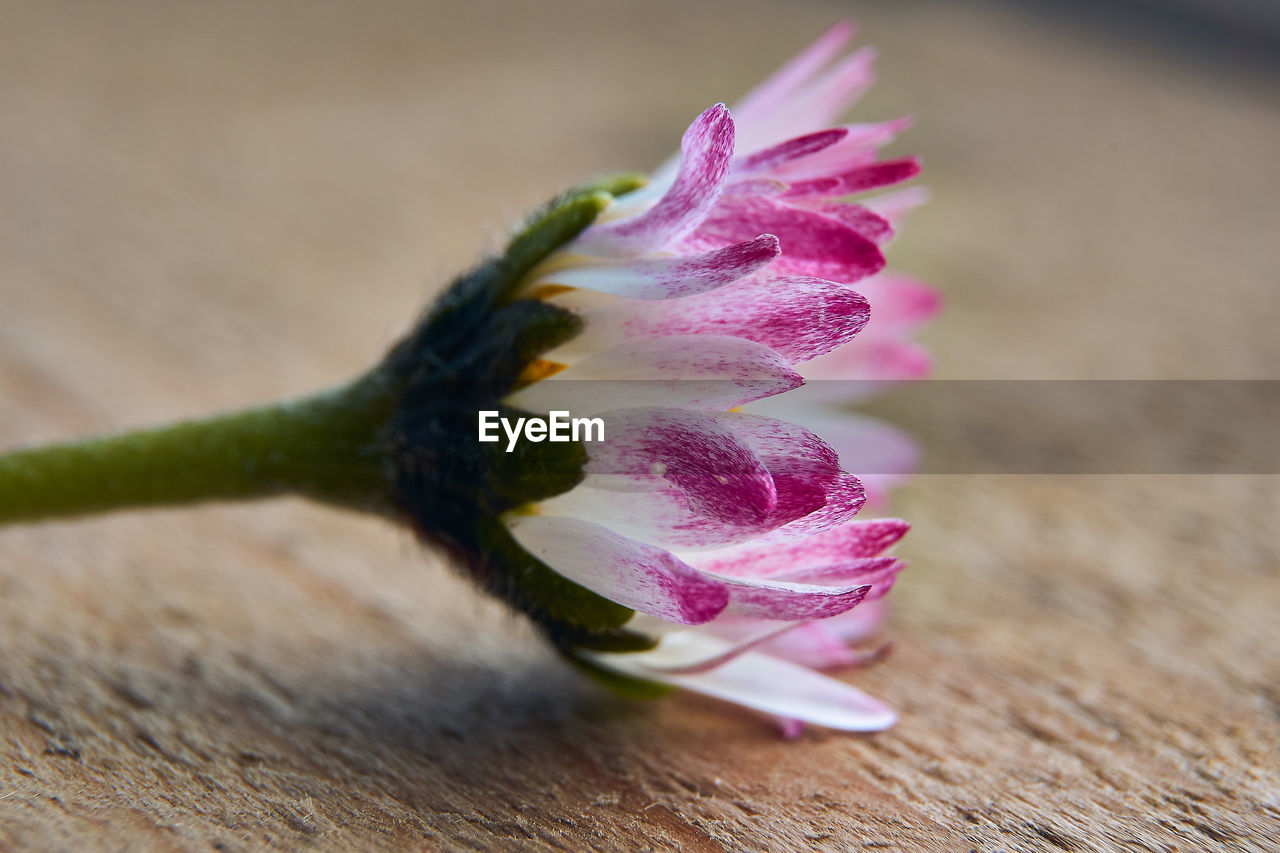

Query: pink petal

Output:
[784, 157, 921, 198]
[767, 119, 913, 183]
[734, 128, 850, 174]
[736, 46, 879, 153]
[711, 574, 870, 620]
[690, 195, 885, 283]
[539, 235, 780, 299]
[732, 21, 857, 135]
[688, 518, 910, 578]
[794, 201, 893, 244]
[583, 407, 776, 527]
[759, 471, 866, 542]
[506, 516, 729, 625]
[566, 274, 868, 364]
[577, 104, 735, 255]
[590, 636, 897, 732]
[506, 335, 803, 414]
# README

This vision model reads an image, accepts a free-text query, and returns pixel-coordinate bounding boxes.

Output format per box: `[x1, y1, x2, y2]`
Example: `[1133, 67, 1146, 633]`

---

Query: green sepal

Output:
[562, 650, 675, 701]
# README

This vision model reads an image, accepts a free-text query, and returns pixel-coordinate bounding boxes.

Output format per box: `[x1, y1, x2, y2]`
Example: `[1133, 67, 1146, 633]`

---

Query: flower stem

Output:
[0, 373, 398, 526]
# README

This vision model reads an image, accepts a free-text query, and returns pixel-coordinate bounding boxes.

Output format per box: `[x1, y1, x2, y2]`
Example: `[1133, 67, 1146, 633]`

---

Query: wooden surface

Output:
[1, 1, 1277, 849]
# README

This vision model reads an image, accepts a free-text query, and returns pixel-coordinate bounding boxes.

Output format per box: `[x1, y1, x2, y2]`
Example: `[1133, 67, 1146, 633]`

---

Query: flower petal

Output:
[732, 21, 857, 138]
[784, 156, 922, 198]
[535, 235, 780, 300]
[734, 128, 850, 175]
[691, 195, 884, 283]
[685, 518, 910, 578]
[582, 407, 776, 527]
[557, 274, 869, 364]
[710, 573, 870, 620]
[589, 633, 897, 732]
[576, 104, 735, 255]
[506, 516, 728, 625]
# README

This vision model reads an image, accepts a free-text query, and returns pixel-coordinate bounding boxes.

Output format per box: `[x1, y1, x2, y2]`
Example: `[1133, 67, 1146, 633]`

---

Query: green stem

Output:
[0, 372, 398, 525]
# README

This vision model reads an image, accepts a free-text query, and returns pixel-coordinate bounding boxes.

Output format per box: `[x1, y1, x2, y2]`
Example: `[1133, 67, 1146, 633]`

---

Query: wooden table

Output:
[2, 1, 1277, 849]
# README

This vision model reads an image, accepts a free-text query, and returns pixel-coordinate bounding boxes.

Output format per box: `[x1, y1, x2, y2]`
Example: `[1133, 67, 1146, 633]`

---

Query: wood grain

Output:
[1, 1, 1277, 849]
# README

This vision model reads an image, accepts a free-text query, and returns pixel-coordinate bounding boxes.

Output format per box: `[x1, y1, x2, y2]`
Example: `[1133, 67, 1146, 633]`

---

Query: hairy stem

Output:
[0, 373, 397, 525]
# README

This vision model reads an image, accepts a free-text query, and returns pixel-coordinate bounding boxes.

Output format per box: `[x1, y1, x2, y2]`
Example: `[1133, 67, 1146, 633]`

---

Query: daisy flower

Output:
[0, 22, 934, 736]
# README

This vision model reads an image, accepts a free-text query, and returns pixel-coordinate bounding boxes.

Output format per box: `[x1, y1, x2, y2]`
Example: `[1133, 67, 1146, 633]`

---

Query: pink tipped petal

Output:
[777, 556, 902, 585]
[734, 128, 850, 174]
[578, 105, 735, 256]
[506, 335, 804, 414]
[575, 275, 868, 364]
[584, 407, 776, 526]
[691, 196, 885, 283]
[785, 156, 922, 198]
[506, 516, 728, 625]
[760, 471, 866, 541]
[541, 486, 782, 551]
[687, 518, 910, 579]
[540, 235, 780, 300]
[591, 637, 897, 732]
[796, 202, 893, 244]
[711, 574, 870, 620]
[733, 21, 857, 133]
[787, 46, 878, 129]
[768, 118, 913, 182]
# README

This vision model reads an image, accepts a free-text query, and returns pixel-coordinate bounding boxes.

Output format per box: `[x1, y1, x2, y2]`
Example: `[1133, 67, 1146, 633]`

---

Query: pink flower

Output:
[489, 22, 933, 733]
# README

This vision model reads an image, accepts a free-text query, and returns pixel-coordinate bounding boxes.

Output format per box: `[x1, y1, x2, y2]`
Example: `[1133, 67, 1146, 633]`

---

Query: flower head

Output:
[379, 22, 933, 734]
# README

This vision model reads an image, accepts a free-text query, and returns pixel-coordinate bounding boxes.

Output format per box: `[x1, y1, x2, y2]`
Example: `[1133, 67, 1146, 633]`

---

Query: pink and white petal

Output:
[732, 21, 856, 140]
[784, 156, 922, 198]
[589, 636, 897, 732]
[576, 104, 735, 256]
[733, 128, 850, 175]
[793, 201, 893, 244]
[721, 412, 851, 530]
[773, 558, 906, 601]
[758, 471, 867, 542]
[686, 518, 910, 579]
[691, 196, 885, 283]
[583, 407, 776, 527]
[536, 235, 780, 300]
[709, 572, 870, 620]
[736, 46, 879, 152]
[538, 485, 781, 551]
[566, 275, 868, 365]
[506, 516, 728, 625]
[767, 119, 913, 183]
[507, 335, 803, 414]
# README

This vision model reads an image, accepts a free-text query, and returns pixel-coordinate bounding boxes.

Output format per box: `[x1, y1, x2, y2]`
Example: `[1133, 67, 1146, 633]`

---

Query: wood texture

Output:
[1, 1, 1277, 849]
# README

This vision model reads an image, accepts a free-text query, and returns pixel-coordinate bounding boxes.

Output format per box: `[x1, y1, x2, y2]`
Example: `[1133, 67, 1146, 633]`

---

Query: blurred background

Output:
[1, 1, 1277, 849]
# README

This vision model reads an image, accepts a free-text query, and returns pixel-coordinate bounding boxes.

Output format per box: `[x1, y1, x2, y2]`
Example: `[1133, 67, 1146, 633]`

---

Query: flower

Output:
[0, 21, 932, 738]
[382, 21, 931, 734]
